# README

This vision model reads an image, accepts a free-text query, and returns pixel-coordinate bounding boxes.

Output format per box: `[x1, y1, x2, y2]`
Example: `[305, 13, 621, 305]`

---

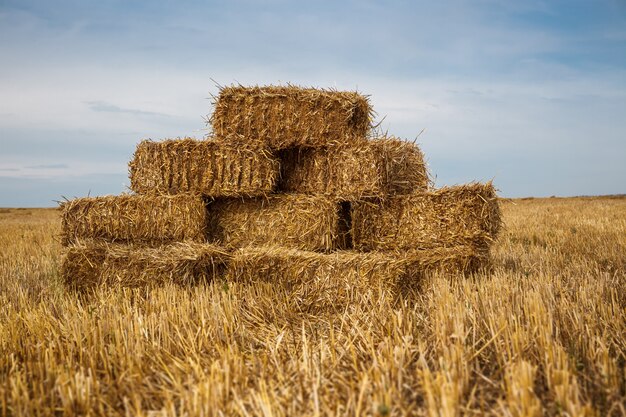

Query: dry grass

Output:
[210, 85, 373, 149]
[0, 197, 625, 416]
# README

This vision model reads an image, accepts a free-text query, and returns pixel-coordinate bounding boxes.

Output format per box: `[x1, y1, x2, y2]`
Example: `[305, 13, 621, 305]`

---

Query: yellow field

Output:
[0, 197, 624, 416]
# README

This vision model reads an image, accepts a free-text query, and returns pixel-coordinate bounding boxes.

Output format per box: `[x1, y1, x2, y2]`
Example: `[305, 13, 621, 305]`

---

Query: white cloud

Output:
[0, 0, 624, 201]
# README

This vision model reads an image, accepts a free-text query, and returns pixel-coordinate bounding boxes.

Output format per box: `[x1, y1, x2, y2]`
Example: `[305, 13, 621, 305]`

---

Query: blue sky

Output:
[0, 0, 625, 206]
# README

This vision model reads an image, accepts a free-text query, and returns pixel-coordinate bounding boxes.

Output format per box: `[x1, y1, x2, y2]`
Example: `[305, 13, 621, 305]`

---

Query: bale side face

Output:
[129, 138, 279, 196]
[61, 245, 107, 291]
[62, 242, 229, 292]
[225, 246, 407, 313]
[278, 137, 430, 199]
[400, 245, 491, 275]
[61, 194, 209, 246]
[207, 195, 347, 252]
[210, 85, 373, 149]
[225, 245, 486, 313]
[352, 183, 502, 251]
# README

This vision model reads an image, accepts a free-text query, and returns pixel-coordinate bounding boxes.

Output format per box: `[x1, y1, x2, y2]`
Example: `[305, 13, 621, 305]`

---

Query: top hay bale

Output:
[210, 85, 373, 149]
[129, 138, 279, 196]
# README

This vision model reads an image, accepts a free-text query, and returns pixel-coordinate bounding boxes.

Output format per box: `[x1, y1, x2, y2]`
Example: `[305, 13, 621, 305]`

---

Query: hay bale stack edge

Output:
[226, 245, 488, 310]
[352, 182, 502, 251]
[129, 138, 280, 196]
[61, 194, 209, 246]
[62, 242, 229, 292]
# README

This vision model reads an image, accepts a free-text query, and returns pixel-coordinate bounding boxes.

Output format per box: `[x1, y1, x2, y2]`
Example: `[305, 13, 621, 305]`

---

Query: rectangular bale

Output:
[400, 245, 490, 275]
[352, 182, 502, 251]
[207, 195, 349, 252]
[129, 138, 279, 196]
[278, 137, 430, 199]
[225, 245, 487, 313]
[62, 242, 229, 292]
[61, 194, 208, 246]
[226, 246, 406, 313]
[210, 85, 373, 149]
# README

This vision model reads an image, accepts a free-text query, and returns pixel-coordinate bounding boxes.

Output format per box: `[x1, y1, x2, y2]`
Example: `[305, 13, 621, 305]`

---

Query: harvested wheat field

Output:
[0, 196, 624, 416]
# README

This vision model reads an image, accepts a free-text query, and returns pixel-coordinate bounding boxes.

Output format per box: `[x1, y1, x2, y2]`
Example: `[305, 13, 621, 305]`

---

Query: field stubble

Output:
[0, 197, 624, 416]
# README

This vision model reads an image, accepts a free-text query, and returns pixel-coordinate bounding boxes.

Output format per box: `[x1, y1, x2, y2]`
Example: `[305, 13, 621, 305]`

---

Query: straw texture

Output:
[226, 245, 486, 312]
[207, 195, 348, 251]
[62, 242, 229, 292]
[129, 138, 279, 196]
[400, 245, 490, 274]
[278, 137, 430, 199]
[210, 85, 373, 149]
[226, 246, 407, 312]
[61, 194, 208, 246]
[352, 183, 502, 251]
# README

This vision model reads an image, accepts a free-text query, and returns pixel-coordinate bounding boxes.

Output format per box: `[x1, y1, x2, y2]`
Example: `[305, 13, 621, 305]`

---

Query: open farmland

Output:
[0, 196, 624, 416]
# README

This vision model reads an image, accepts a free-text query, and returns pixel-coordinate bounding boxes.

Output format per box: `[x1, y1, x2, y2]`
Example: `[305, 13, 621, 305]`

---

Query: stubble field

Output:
[0, 196, 624, 416]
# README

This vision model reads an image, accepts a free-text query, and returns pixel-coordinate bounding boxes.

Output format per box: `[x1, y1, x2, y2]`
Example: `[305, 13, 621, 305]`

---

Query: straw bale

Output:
[399, 245, 490, 275]
[62, 242, 229, 292]
[226, 246, 406, 312]
[352, 182, 502, 251]
[210, 85, 373, 149]
[225, 245, 487, 313]
[207, 195, 349, 251]
[129, 138, 279, 196]
[278, 136, 430, 199]
[61, 245, 107, 290]
[61, 194, 208, 246]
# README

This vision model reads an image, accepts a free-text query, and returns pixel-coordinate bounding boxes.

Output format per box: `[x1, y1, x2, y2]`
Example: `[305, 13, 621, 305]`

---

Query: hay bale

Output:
[129, 138, 279, 196]
[61, 245, 107, 290]
[207, 195, 349, 251]
[210, 85, 373, 149]
[352, 182, 502, 251]
[278, 136, 430, 199]
[400, 245, 490, 275]
[226, 246, 406, 312]
[61, 194, 208, 246]
[225, 245, 487, 313]
[62, 242, 229, 292]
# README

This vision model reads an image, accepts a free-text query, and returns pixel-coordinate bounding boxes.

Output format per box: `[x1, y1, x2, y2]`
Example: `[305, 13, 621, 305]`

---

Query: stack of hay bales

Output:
[61, 85, 501, 307]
